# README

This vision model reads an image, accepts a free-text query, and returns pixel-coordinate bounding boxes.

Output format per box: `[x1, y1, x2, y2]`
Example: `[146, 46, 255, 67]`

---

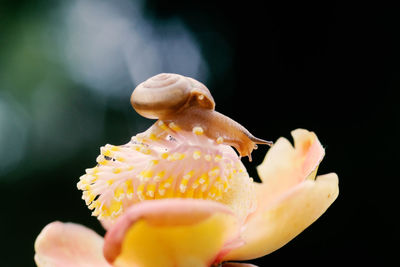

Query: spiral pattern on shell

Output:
[131, 73, 214, 120]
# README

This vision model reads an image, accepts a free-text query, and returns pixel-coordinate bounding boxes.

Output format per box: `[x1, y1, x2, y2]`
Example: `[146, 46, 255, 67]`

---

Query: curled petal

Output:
[34, 221, 111, 267]
[224, 173, 339, 261]
[104, 199, 241, 267]
[255, 128, 325, 209]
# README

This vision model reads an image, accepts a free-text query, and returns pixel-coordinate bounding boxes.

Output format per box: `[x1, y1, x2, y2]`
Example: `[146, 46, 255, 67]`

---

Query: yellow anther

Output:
[204, 154, 212, 161]
[111, 146, 120, 151]
[153, 171, 165, 182]
[137, 183, 145, 194]
[92, 167, 100, 175]
[208, 186, 218, 198]
[199, 174, 208, 184]
[216, 137, 224, 144]
[158, 120, 168, 130]
[114, 186, 125, 201]
[88, 200, 100, 210]
[98, 159, 108, 165]
[150, 160, 159, 166]
[179, 184, 187, 193]
[103, 149, 112, 157]
[183, 170, 194, 180]
[141, 148, 151, 154]
[107, 179, 114, 185]
[223, 181, 229, 190]
[113, 168, 122, 174]
[161, 152, 169, 159]
[193, 150, 201, 160]
[163, 176, 174, 188]
[181, 178, 189, 186]
[117, 156, 126, 162]
[139, 170, 153, 182]
[83, 191, 96, 204]
[208, 167, 220, 177]
[109, 200, 123, 216]
[168, 122, 181, 131]
[201, 183, 209, 192]
[147, 183, 156, 198]
[149, 133, 158, 140]
[127, 165, 134, 171]
[168, 153, 182, 161]
[82, 175, 96, 184]
[158, 188, 166, 196]
[125, 180, 134, 199]
[192, 126, 204, 135]
[143, 170, 153, 178]
[192, 182, 199, 189]
[214, 155, 222, 162]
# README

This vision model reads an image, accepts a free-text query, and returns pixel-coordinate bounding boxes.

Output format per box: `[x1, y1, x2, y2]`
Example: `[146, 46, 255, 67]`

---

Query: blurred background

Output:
[0, 0, 398, 266]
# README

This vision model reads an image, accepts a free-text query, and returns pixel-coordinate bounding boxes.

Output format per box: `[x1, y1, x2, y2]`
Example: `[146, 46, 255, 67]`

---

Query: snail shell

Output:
[131, 73, 214, 120]
[131, 73, 272, 159]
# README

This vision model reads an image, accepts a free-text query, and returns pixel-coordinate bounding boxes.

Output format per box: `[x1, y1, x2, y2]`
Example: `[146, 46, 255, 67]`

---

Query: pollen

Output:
[149, 133, 158, 140]
[193, 150, 201, 160]
[112, 168, 122, 174]
[78, 120, 251, 223]
[192, 126, 204, 135]
[216, 136, 224, 144]
[168, 122, 181, 131]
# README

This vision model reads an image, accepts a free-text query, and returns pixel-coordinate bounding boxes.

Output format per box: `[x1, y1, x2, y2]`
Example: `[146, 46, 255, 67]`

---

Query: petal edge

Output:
[34, 221, 111, 267]
[224, 173, 339, 261]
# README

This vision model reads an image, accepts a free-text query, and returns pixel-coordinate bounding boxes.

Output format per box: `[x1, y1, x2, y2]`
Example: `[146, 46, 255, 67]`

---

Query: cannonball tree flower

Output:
[34, 74, 339, 267]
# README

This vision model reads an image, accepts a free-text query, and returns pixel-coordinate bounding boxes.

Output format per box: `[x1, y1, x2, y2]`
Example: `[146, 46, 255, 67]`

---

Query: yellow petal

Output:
[104, 199, 240, 267]
[256, 128, 325, 209]
[224, 173, 339, 261]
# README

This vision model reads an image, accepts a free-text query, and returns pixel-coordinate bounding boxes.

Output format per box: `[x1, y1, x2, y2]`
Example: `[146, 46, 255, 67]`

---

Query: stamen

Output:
[216, 136, 224, 144]
[78, 121, 250, 222]
[192, 126, 204, 135]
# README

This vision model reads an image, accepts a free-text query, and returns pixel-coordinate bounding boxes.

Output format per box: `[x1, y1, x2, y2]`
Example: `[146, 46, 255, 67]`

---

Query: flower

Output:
[34, 126, 338, 267]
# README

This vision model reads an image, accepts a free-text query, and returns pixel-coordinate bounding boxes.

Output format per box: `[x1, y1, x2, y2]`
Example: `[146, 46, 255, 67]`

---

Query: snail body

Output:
[131, 73, 272, 160]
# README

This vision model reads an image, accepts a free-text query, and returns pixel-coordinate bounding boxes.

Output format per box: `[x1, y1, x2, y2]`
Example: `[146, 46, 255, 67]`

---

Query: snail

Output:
[131, 73, 272, 160]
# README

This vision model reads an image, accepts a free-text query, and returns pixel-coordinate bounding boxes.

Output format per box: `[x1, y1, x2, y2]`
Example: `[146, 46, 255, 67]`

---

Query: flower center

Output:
[78, 121, 249, 222]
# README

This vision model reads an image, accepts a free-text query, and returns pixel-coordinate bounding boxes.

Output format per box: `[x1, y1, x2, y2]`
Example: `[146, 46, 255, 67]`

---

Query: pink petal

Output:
[255, 128, 325, 209]
[34, 221, 112, 267]
[104, 199, 241, 267]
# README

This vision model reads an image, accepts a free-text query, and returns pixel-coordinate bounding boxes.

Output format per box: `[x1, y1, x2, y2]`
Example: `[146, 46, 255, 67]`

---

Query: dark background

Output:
[0, 0, 398, 266]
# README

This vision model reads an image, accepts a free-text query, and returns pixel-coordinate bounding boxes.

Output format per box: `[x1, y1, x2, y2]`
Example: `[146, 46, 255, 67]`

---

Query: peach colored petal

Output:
[104, 199, 241, 267]
[255, 129, 325, 209]
[224, 173, 339, 261]
[34, 221, 112, 267]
